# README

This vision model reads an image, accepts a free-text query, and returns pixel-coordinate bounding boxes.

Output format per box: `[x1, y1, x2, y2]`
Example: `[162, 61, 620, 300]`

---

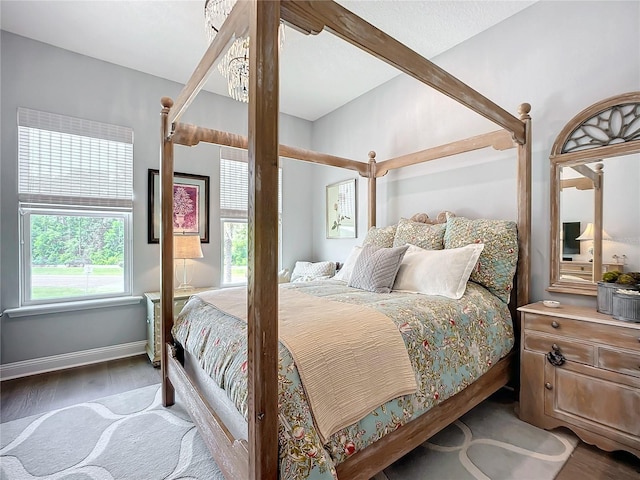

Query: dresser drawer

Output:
[524, 313, 640, 351]
[598, 347, 640, 378]
[524, 331, 594, 365]
[561, 263, 590, 274]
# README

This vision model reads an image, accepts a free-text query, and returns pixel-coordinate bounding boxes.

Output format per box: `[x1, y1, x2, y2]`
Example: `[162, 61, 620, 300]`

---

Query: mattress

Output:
[173, 279, 514, 479]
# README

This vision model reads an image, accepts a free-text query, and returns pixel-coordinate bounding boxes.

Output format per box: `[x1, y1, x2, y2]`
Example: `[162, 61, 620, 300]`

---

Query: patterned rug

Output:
[0, 384, 577, 479]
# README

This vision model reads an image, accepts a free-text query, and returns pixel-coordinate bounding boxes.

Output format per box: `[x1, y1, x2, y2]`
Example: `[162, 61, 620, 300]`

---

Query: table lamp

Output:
[174, 234, 203, 290]
[576, 223, 611, 261]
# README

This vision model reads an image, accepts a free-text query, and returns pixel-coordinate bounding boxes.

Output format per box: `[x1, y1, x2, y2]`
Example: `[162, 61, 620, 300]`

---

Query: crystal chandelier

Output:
[204, 0, 284, 103]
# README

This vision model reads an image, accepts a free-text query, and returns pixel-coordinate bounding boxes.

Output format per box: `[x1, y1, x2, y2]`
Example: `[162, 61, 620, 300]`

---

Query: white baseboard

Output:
[0, 341, 147, 381]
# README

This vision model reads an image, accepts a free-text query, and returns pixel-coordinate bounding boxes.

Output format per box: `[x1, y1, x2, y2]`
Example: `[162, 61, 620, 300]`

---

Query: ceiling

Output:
[0, 0, 536, 121]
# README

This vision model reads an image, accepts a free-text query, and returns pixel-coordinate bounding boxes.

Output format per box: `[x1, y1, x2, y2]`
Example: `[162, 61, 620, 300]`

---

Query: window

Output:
[17, 108, 133, 305]
[220, 148, 282, 285]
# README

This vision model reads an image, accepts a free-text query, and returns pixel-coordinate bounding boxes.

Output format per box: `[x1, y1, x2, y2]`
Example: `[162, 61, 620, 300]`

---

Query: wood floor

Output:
[1, 355, 638, 479]
[0, 355, 161, 423]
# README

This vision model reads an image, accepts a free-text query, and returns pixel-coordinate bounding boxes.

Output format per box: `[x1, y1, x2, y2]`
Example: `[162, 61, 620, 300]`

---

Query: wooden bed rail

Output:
[516, 103, 532, 308]
[166, 0, 525, 144]
[166, 344, 249, 479]
[168, 1, 250, 125]
[281, 1, 526, 144]
[171, 122, 370, 176]
[375, 129, 516, 177]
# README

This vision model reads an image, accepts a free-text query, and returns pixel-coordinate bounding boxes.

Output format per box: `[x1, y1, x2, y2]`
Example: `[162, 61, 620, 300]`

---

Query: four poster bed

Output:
[158, 1, 532, 479]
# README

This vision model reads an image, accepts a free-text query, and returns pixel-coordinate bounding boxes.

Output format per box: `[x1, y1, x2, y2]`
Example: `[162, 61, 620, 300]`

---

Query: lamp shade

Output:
[576, 223, 612, 241]
[174, 235, 203, 259]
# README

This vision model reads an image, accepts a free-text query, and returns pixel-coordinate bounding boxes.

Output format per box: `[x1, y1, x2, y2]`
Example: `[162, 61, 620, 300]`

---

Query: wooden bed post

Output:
[160, 96, 175, 407]
[516, 103, 532, 309]
[593, 163, 604, 283]
[368, 151, 377, 229]
[247, 0, 280, 478]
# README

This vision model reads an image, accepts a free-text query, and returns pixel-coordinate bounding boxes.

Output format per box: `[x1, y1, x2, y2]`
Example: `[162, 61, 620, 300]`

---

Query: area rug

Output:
[1, 384, 577, 480]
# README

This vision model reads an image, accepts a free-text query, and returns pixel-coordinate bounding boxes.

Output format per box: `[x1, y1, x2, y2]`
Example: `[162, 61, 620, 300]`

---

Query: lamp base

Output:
[175, 259, 196, 292]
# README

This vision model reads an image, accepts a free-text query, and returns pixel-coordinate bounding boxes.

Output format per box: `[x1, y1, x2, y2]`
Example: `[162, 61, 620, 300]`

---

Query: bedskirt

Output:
[172, 280, 514, 479]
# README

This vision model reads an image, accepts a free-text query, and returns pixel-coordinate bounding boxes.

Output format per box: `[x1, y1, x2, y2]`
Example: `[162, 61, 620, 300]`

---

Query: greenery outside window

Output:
[17, 108, 133, 305]
[21, 210, 131, 302]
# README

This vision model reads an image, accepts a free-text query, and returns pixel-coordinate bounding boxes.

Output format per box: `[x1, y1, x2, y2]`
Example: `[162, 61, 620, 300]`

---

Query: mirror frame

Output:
[548, 91, 640, 295]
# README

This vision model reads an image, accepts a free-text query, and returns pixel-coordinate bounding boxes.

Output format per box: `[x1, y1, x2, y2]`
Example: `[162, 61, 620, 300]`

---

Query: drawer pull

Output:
[545, 382, 553, 390]
[551, 321, 559, 328]
[547, 348, 566, 367]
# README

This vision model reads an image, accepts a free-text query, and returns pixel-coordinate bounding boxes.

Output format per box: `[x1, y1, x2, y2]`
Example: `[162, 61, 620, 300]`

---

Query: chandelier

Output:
[204, 0, 284, 103]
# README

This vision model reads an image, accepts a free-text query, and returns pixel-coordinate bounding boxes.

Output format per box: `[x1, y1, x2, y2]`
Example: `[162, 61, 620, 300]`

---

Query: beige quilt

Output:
[196, 287, 417, 443]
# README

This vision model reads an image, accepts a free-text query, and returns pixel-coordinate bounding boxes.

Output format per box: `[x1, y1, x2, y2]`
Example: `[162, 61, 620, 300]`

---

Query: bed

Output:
[158, 1, 532, 479]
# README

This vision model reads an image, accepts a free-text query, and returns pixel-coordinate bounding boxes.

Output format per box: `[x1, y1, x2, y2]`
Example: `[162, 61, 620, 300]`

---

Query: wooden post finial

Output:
[368, 151, 376, 161]
[161, 97, 174, 109]
[518, 103, 531, 120]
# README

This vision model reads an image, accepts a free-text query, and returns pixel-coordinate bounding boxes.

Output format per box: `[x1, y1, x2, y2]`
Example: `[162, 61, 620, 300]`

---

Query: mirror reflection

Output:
[558, 155, 640, 286]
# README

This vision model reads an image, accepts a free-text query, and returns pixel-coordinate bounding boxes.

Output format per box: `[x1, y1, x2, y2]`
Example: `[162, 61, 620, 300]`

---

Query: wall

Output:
[310, 0, 640, 305]
[0, 32, 314, 365]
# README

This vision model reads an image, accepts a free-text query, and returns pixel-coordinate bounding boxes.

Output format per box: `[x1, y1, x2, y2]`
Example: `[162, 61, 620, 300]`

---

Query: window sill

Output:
[3, 296, 143, 318]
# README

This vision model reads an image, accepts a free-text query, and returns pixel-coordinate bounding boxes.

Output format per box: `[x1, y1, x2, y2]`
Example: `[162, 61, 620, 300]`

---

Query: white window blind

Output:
[17, 108, 134, 209]
[220, 147, 282, 219]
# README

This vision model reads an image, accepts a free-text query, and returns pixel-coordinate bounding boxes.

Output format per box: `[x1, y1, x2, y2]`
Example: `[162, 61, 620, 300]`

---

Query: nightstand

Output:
[144, 287, 213, 367]
[518, 302, 640, 457]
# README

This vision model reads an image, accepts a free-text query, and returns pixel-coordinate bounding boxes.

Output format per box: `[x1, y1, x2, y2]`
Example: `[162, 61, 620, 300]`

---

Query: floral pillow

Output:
[363, 224, 397, 248]
[393, 217, 446, 250]
[443, 217, 518, 303]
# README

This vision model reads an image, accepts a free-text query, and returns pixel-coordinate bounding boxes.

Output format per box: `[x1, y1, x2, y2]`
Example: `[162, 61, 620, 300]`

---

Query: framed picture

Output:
[326, 178, 357, 239]
[148, 169, 210, 243]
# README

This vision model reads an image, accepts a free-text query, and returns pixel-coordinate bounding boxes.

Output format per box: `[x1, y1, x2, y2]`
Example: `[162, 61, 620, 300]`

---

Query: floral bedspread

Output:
[172, 280, 514, 479]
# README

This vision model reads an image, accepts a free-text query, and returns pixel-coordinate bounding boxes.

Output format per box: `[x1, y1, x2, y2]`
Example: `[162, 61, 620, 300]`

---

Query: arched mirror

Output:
[549, 92, 640, 296]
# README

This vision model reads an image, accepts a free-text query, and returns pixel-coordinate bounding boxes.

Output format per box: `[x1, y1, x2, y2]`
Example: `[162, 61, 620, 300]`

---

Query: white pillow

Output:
[290, 261, 336, 283]
[278, 269, 291, 284]
[333, 246, 363, 282]
[393, 243, 484, 299]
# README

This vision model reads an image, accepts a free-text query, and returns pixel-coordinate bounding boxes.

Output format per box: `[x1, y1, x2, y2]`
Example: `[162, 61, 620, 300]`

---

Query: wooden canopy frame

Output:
[159, 1, 532, 479]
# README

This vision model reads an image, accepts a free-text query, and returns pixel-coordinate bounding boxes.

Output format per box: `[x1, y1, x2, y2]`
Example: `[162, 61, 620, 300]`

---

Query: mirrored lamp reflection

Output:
[576, 223, 612, 261]
[174, 234, 204, 290]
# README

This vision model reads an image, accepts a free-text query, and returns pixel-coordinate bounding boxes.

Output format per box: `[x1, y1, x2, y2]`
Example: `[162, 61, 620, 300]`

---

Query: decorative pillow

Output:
[333, 246, 363, 282]
[443, 217, 518, 303]
[348, 244, 409, 293]
[363, 224, 397, 248]
[278, 269, 291, 284]
[393, 243, 484, 299]
[290, 261, 336, 283]
[393, 217, 446, 250]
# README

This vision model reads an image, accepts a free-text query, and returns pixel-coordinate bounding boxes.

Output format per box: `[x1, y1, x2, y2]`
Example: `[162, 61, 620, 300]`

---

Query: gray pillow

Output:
[348, 244, 409, 293]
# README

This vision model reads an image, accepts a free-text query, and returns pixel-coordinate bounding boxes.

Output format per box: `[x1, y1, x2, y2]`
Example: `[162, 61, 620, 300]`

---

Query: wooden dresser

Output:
[559, 261, 625, 281]
[144, 287, 213, 367]
[518, 302, 640, 457]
